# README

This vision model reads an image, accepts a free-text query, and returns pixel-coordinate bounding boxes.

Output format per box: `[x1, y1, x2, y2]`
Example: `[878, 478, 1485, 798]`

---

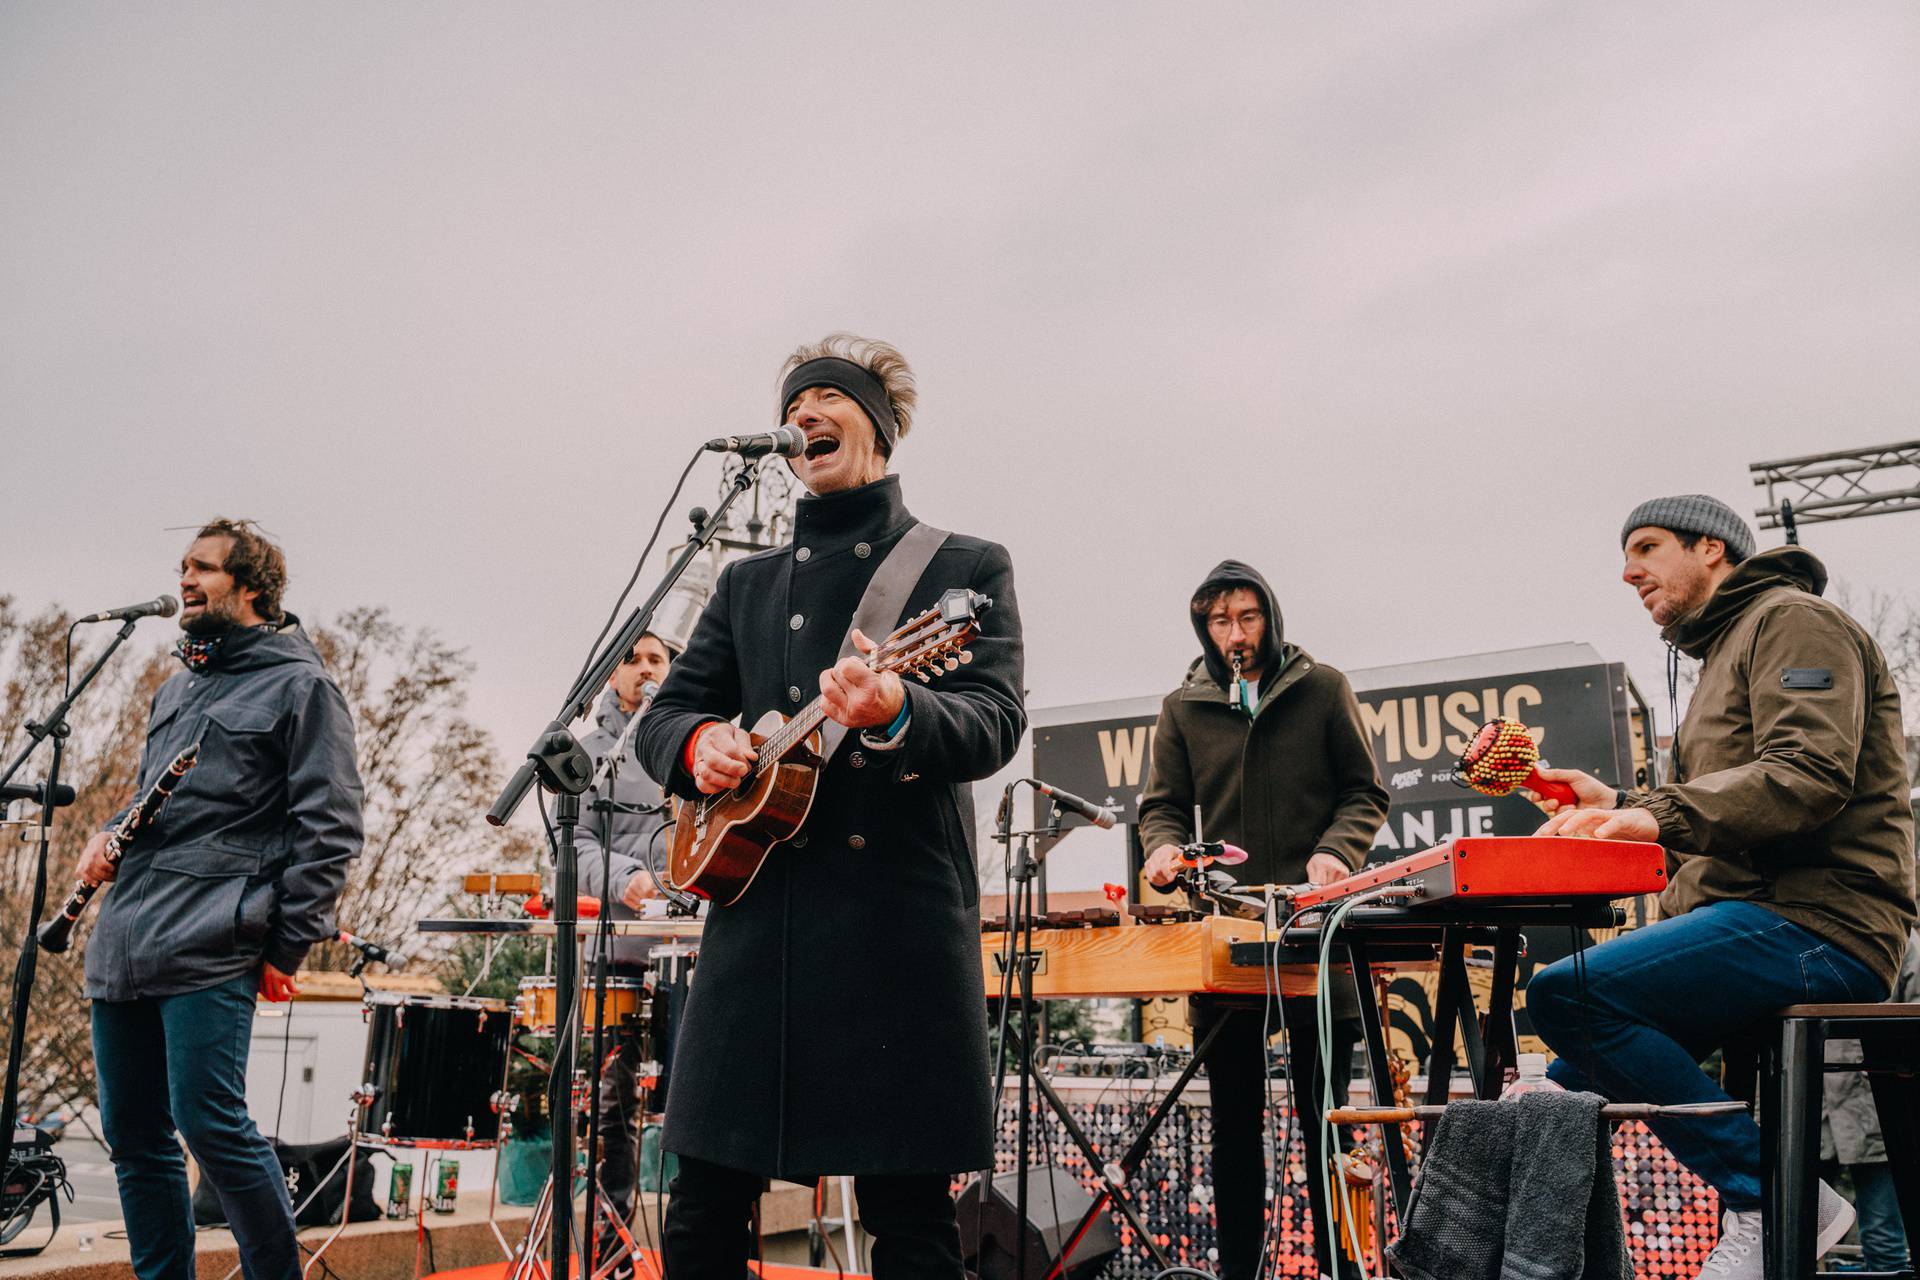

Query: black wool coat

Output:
[636, 475, 1026, 1179]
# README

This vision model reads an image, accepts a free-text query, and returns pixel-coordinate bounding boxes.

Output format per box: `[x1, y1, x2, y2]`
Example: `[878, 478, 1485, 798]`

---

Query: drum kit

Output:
[300, 895, 704, 1280]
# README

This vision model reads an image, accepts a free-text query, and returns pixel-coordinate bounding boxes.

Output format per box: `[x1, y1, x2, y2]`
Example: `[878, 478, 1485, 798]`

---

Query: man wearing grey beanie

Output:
[1514, 493, 1916, 1279]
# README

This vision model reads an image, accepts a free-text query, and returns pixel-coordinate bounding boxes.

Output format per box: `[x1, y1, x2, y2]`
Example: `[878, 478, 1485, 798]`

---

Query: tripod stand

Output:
[988, 779, 1186, 1280]
[0, 616, 143, 1184]
[487, 456, 766, 1280]
[504, 1062, 653, 1280]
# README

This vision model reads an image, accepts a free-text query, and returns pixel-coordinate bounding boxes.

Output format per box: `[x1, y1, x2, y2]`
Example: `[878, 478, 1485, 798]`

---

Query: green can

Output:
[432, 1159, 460, 1213]
[386, 1162, 413, 1218]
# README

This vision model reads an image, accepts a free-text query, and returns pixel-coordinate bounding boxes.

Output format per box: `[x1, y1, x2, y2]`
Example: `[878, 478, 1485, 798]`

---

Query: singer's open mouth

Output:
[804, 436, 840, 460]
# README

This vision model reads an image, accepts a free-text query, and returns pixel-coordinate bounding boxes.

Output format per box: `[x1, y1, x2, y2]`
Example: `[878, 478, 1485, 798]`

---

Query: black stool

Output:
[1760, 1003, 1920, 1279]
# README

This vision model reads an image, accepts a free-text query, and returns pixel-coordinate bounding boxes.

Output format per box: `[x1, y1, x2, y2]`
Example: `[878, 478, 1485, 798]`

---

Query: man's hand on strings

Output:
[692, 724, 756, 795]
[820, 629, 905, 730]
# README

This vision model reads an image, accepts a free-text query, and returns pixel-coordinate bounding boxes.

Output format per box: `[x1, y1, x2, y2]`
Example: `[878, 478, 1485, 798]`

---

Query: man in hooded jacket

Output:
[76, 519, 364, 1280]
[1526, 494, 1915, 1280]
[1138, 560, 1389, 1280]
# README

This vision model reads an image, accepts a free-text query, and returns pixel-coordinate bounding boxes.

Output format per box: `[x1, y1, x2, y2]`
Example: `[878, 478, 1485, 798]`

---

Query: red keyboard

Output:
[1288, 836, 1666, 911]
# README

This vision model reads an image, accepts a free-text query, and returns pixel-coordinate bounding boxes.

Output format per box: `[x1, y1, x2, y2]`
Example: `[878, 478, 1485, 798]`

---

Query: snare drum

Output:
[515, 976, 649, 1033]
[360, 993, 512, 1148]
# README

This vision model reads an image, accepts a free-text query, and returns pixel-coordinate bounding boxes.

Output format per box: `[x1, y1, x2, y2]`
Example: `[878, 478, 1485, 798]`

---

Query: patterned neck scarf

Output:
[174, 633, 226, 672]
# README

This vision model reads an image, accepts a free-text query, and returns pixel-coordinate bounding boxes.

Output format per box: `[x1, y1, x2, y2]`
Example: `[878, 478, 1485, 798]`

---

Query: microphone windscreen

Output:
[155, 595, 180, 617]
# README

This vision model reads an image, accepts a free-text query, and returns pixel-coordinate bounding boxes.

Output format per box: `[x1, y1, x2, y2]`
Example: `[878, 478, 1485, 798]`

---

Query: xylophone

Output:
[980, 915, 1323, 1000]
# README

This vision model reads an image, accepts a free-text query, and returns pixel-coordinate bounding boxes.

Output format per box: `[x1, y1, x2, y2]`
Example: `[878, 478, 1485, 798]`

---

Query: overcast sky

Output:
[5, 4, 1917, 844]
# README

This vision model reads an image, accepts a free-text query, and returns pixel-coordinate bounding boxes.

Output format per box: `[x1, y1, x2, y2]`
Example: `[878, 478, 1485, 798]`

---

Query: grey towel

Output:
[1387, 1092, 1630, 1280]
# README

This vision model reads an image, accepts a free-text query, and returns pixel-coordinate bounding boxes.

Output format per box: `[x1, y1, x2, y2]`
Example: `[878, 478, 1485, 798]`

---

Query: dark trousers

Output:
[92, 973, 298, 1280]
[595, 1031, 644, 1228]
[1196, 998, 1361, 1280]
[663, 1153, 963, 1278]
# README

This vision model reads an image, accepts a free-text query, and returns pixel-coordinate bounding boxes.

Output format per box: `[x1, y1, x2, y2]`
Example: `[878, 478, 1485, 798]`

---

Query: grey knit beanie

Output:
[1620, 494, 1756, 561]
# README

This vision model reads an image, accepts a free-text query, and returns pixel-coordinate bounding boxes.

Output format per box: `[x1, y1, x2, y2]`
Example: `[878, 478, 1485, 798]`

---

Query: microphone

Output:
[0, 781, 77, 807]
[337, 930, 392, 964]
[703, 426, 805, 459]
[77, 596, 179, 625]
[1032, 779, 1117, 830]
[1179, 840, 1250, 867]
[639, 680, 661, 710]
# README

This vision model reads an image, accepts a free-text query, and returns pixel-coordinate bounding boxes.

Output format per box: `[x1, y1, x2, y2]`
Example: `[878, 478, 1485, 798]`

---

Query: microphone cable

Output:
[569, 445, 706, 694]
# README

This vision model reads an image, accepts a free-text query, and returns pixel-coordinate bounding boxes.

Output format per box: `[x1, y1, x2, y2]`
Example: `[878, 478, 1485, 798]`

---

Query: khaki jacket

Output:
[1636, 547, 1916, 986]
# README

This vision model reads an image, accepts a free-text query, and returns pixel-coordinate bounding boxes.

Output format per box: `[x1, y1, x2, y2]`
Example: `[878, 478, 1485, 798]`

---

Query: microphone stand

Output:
[0, 617, 140, 1181]
[992, 781, 1172, 1280]
[486, 460, 764, 1280]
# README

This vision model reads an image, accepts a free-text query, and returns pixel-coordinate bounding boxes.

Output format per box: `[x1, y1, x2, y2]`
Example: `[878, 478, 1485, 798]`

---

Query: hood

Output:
[594, 686, 633, 736]
[202, 614, 326, 674]
[1188, 559, 1285, 690]
[1663, 545, 1829, 659]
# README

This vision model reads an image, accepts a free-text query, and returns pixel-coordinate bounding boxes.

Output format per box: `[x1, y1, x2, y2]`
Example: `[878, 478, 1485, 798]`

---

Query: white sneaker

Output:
[1815, 1178, 1856, 1258]
[1699, 1207, 1763, 1278]
[1697, 1182, 1855, 1278]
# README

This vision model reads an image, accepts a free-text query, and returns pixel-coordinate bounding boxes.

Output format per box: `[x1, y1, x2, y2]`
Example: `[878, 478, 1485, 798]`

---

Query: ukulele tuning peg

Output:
[915, 670, 932, 683]
[944, 657, 959, 670]
[957, 651, 973, 664]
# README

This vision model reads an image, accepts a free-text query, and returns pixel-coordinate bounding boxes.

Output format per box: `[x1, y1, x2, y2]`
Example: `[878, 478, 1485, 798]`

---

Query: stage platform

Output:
[5, 1180, 855, 1280]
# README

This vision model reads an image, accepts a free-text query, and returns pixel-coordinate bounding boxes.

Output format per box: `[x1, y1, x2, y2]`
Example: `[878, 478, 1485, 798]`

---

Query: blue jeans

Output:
[1848, 1161, 1910, 1271]
[1527, 900, 1885, 1211]
[92, 973, 298, 1280]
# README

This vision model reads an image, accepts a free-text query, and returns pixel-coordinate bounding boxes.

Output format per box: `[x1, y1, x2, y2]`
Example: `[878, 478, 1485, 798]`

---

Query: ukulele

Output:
[667, 587, 991, 906]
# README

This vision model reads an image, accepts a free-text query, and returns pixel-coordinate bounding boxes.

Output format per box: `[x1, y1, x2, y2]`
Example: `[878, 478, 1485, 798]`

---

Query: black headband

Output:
[779, 357, 900, 451]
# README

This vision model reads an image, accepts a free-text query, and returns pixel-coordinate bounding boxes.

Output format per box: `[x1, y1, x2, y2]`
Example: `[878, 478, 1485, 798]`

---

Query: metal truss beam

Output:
[1749, 440, 1920, 529]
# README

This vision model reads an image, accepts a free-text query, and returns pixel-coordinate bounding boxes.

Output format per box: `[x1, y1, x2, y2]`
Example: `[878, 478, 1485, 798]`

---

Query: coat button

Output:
[789, 614, 804, 630]
[788, 685, 802, 703]
[848, 751, 866, 768]
[795, 547, 811, 562]
[791, 834, 809, 849]
[847, 834, 866, 850]
[854, 542, 872, 558]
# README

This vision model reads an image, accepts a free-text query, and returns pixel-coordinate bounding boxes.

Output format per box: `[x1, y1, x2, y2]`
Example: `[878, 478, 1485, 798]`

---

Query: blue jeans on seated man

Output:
[93, 972, 299, 1280]
[1526, 900, 1886, 1212]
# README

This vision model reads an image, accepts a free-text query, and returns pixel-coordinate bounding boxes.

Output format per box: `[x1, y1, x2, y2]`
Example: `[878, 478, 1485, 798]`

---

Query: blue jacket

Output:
[85, 618, 364, 1001]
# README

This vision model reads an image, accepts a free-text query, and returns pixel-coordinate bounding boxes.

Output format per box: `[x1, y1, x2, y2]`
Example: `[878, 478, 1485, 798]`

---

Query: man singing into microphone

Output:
[76, 519, 364, 1280]
[636, 333, 1025, 1277]
[1137, 561, 1388, 1280]
[575, 629, 675, 1267]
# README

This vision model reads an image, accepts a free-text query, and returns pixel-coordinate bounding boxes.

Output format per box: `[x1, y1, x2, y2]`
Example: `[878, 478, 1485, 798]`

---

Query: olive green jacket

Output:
[1635, 547, 1916, 986]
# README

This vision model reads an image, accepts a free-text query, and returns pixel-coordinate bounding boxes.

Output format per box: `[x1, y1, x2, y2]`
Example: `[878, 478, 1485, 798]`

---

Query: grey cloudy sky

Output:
[5, 3, 1917, 831]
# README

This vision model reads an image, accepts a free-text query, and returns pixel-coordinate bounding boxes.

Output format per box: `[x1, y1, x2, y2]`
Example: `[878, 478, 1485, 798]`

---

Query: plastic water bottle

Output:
[1502, 1052, 1562, 1098]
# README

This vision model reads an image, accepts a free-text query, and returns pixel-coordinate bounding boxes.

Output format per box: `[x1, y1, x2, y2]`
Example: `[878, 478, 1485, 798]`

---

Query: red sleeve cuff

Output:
[683, 721, 721, 776]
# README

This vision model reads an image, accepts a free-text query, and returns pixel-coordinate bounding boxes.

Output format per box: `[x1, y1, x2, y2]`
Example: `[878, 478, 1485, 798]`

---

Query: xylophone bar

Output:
[416, 917, 705, 939]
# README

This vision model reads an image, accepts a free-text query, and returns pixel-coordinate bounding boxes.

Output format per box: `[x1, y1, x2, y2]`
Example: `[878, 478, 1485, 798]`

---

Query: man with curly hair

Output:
[78, 519, 364, 1280]
[638, 336, 1026, 1277]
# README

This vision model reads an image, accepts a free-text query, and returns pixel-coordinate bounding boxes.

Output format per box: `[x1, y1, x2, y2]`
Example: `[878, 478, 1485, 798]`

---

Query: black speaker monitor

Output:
[956, 1166, 1120, 1280]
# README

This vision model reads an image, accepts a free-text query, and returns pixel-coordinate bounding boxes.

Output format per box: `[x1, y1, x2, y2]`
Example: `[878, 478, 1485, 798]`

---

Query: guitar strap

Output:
[814, 521, 950, 766]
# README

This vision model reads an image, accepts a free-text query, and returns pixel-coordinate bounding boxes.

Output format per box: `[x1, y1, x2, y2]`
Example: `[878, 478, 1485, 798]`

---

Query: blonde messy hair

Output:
[779, 333, 918, 444]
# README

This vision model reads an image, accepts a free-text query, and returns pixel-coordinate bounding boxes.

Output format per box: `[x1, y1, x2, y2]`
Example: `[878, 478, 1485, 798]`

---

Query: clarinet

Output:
[37, 742, 200, 954]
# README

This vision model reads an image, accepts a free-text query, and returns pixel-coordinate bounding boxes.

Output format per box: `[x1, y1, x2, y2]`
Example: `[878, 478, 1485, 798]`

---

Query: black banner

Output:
[1030, 661, 1642, 852]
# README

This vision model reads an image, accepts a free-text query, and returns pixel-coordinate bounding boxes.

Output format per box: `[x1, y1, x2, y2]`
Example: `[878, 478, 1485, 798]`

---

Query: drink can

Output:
[433, 1159, 460, 1213]
[386, 1162, 413, 1218]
